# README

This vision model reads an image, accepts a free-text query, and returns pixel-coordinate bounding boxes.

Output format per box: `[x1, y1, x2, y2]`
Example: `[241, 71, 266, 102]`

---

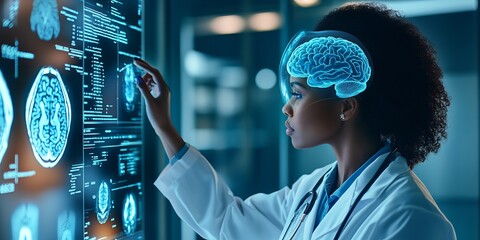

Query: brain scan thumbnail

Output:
[11, 203, 39, 240]
[57, 210, 75, 240]
[96, 181, 111, 224]
[30, 0, 60, 41]
[0, 70, 14, 165]
[123, 64, 137, 112]
[25, 67, 71, 168]
[122, 193, 137, 234]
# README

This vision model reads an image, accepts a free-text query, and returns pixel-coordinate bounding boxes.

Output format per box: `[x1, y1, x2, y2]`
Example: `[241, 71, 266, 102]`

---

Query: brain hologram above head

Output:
[281, 31, 372, 101]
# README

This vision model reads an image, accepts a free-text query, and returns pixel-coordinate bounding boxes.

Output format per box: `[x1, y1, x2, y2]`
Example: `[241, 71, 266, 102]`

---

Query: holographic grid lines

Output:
[82, 1, 143, 238]
[0, 70, 14, 165]
[25, 67, 71, 168]
[0, 0, 143, 238]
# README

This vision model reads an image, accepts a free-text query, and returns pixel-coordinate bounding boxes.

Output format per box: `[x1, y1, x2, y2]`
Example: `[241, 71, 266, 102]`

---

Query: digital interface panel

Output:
[0, 0, 144, 239]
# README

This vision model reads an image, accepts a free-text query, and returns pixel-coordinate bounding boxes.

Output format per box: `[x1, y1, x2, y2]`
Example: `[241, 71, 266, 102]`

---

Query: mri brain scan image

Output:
[123, 64, 137, 112]
[0, 70, 14, 165]
[122, 193, 137, 234]
[96, 181, 111, 224]
[25, 67, 71, 168]
[30, 0, 60, 41]
[11, 203, 39, 240]
[57, 210, 75, 240]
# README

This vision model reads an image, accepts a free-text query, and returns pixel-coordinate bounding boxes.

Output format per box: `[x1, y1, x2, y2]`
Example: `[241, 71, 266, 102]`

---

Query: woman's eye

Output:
[290, 92, 302, 99]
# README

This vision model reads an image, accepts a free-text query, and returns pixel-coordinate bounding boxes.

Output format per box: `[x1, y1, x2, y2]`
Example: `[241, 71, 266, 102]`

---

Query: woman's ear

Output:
[339, 97, 359, 121]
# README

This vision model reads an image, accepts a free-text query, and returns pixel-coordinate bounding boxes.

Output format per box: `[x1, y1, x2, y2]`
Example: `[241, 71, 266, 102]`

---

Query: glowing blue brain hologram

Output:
[0, 70, 14, 165]
[57, 210, 75, 240]
[11, 203, 39, 240]
[30, 0, 60, 41]
[122, 193, 137, 234]
[123, 64, 136, 112]
[25, 67, 71, 168]
[287, 36, 372, 98]
[96, 181, 111, 224]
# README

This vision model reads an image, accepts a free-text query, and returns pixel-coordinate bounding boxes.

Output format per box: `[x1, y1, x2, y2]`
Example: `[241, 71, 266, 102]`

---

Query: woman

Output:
[135, 2, 456, 239]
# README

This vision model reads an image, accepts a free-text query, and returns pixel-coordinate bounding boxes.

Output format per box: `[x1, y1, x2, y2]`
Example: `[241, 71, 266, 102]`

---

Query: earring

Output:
[340, 113, 346, 121]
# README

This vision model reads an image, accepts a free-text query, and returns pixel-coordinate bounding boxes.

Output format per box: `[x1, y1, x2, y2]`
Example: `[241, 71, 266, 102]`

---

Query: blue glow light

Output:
[0, 70, 13, 165]
[25, 67, 71, 168]
[287, 36, 371, 98]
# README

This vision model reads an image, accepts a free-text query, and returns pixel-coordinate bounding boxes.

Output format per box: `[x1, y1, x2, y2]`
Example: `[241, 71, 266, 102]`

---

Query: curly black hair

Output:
[315, 2, 450, 168]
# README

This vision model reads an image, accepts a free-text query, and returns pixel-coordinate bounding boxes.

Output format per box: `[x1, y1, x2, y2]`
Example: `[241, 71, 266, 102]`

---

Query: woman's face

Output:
[282, 77, 341, 148]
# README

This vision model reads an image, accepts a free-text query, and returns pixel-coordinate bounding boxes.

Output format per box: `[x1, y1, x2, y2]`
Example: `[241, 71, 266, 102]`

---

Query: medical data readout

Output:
[0, 0, 145, 239]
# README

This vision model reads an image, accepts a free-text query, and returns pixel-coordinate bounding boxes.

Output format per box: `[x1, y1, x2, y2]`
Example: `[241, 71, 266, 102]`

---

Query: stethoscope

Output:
[281, 148, 398, 240]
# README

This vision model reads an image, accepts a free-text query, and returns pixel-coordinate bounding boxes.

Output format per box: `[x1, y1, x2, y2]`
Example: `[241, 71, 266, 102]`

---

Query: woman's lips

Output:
[285, 121, 294, 136]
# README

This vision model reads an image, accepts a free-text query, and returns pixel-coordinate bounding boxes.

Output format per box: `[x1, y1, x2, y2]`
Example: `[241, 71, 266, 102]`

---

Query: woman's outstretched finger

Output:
[133, 58, 170, 93]
[133, 58, 158, 80]
[133, 58, 160, 78]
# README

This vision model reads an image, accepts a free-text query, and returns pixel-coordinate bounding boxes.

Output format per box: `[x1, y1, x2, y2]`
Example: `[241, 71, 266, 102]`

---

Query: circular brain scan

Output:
[30, 0, 60, 41]
[123, 64, 137, 112]
[122, 193, 137, 234]
[0, 70, 14, 165]
[96, 181, 111, 224]
[25, 67, 71, 168]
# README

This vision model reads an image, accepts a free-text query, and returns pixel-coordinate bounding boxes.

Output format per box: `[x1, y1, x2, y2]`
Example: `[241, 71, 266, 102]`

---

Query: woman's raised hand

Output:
[133, 58, 184, 158]
[133, 57, 172, 133]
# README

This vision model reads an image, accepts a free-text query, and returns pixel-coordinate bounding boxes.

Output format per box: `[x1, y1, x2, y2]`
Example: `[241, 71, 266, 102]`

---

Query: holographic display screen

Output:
[0, 0, 144, 239]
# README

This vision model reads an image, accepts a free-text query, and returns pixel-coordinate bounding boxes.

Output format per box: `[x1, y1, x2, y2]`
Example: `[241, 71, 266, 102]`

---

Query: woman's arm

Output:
[134, 58, 293, 239]
[156, 146, 290, 239]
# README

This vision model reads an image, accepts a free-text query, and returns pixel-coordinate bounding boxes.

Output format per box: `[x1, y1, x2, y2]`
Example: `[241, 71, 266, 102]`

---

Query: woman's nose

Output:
[282, 102, 292, 117]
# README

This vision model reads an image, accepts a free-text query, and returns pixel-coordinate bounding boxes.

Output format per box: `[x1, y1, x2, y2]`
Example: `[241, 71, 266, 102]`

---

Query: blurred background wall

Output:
[144, 0, 479, 239]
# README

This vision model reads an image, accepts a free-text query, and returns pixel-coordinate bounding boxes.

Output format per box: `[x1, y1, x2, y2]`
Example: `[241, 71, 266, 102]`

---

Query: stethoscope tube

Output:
[288, 213, 307, 240]
[281, 174, 326, 240]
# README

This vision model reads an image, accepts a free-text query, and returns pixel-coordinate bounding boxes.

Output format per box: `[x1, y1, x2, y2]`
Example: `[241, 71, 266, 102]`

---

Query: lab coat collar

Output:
[312, 151, 408, 239]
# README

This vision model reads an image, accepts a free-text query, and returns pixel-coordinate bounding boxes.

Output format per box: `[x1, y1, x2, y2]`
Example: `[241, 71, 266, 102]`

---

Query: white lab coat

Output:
[155, 146, 456, 240]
